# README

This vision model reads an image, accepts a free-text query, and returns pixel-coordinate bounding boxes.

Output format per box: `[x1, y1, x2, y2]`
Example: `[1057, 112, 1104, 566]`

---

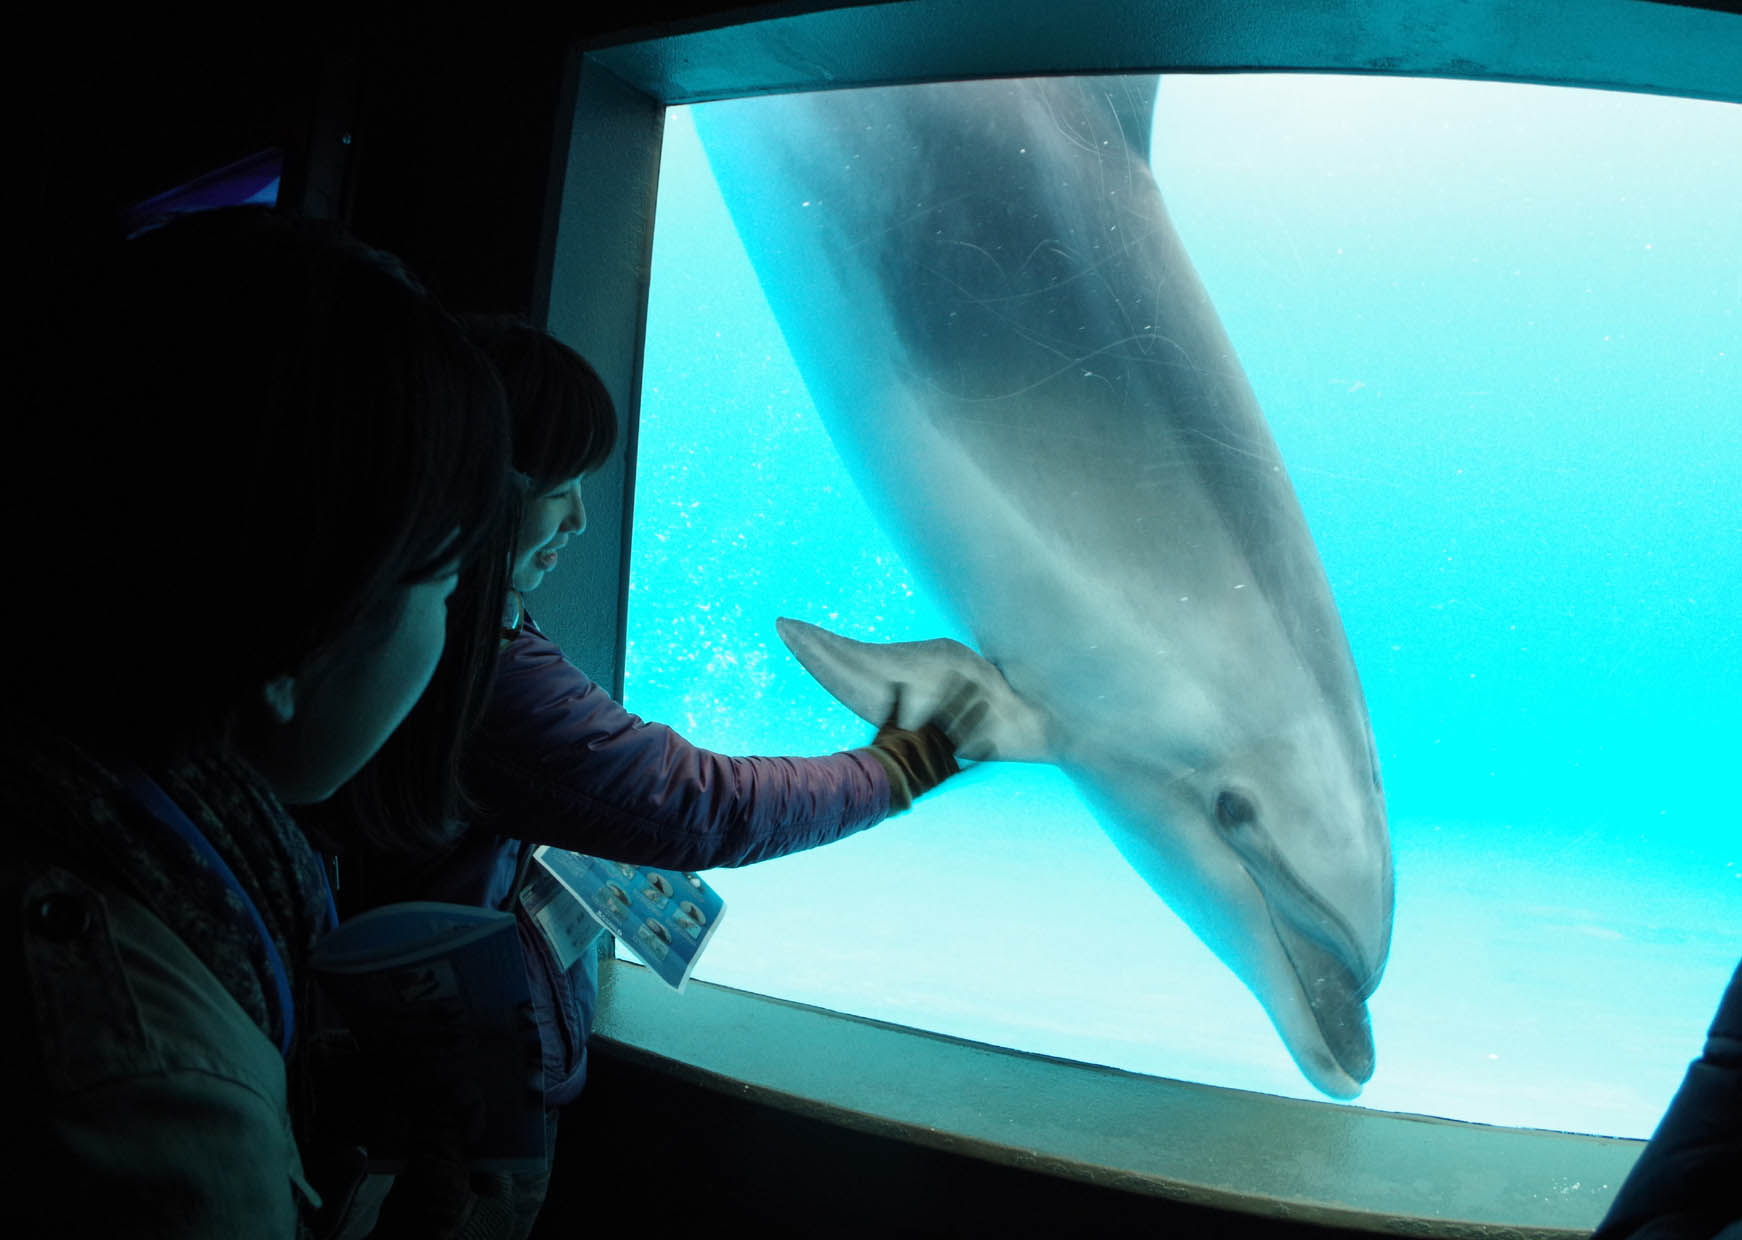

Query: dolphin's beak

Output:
[1223, 823, 1382, 1092]
[1267, 904, 1376, 1089]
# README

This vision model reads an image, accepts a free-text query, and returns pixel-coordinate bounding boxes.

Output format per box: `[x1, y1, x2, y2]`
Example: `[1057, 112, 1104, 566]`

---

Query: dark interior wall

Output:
[337, 23, 572, 315]
[335, 6, 900, 313]
[27, 6, 831, 304]
[29, 24, 322, 233]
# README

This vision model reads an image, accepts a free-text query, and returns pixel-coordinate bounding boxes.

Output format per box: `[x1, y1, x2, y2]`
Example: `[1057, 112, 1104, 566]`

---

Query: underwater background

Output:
[619, 73, 1740, 1139]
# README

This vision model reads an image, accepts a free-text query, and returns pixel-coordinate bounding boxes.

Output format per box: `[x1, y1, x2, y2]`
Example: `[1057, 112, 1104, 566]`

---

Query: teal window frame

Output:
[525, 3, 1741, 1233]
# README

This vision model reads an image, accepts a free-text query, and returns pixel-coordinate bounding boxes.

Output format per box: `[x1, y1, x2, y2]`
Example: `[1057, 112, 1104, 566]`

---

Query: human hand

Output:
[864, 678, 989, 812]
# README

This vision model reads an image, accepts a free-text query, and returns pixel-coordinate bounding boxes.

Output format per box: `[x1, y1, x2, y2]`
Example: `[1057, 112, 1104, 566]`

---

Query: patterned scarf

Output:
[0, 721, 333, 1056]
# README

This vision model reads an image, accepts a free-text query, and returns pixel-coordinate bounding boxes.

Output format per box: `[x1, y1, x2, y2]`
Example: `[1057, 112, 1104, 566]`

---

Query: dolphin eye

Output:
[1215, 789, 1257, 831]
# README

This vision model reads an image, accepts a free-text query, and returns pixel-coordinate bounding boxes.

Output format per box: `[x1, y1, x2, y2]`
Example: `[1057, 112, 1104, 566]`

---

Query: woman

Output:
[329, 316, 978, 1237]
[2, 208, 512, 1238]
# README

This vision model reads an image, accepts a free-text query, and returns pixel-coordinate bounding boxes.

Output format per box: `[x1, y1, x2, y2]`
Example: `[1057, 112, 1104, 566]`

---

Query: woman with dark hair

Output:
[332, 316, 978, 1238]
[2, 207, 512, 1238]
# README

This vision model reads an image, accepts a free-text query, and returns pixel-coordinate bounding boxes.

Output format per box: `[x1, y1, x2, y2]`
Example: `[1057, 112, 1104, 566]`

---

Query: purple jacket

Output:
[431, 612, 894, 1106]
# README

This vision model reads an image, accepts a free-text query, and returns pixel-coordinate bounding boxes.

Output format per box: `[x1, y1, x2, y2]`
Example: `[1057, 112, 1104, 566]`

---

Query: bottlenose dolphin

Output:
[694, 75, 1392, 1098]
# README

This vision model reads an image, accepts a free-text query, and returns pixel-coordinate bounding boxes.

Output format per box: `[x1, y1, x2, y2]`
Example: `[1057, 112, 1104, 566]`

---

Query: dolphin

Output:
[693, 75, 1392, 1098]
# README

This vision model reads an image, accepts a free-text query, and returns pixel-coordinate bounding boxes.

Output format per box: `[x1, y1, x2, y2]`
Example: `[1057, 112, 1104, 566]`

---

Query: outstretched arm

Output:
[464, 624, 975, 872]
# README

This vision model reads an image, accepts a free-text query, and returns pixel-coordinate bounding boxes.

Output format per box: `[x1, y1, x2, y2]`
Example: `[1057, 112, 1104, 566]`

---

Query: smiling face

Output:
[511, 475, 587, 593]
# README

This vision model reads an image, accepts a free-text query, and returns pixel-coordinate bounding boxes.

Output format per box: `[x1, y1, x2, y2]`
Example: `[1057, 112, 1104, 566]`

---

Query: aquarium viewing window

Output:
[618, 69, 1740, 1142]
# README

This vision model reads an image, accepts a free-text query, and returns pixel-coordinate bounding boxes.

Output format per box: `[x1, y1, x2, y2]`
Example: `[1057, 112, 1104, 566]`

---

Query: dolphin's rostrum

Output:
[696, 75, 1393, 1099]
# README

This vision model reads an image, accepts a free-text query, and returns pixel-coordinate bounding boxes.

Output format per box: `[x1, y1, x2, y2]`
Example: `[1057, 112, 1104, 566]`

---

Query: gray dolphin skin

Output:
[693, 76, 1392, 1098]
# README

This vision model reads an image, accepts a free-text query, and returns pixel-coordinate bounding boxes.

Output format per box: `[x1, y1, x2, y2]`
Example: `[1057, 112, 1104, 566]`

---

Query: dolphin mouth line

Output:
[1225, 825, 1374, 995]
[1227, 831, 1377, 1086]
[1262, 896, 1376, 1087]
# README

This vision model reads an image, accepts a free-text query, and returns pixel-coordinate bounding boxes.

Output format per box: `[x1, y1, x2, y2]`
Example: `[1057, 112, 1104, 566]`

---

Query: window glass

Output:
[626, 73, 1741, 1137]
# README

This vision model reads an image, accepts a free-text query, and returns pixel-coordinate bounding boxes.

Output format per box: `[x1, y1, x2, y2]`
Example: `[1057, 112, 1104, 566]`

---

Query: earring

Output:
[263, 676, 297, 724]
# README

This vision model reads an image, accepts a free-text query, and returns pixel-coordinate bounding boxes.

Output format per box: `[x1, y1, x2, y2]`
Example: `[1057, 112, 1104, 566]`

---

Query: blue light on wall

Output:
[122, 147, 282, 238]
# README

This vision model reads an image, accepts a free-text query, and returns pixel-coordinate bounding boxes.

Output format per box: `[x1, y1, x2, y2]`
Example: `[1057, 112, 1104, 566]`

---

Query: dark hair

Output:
[15, 207, 511, 849]
[302, 530, 512, 859]
[458, 314, 618, 490]
[308, 317, 619, 867]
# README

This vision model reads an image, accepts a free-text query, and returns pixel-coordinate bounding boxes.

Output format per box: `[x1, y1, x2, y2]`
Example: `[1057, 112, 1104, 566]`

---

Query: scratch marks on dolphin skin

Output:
[695, 75, 1392, 1098]
[914, 329, 1211, 405]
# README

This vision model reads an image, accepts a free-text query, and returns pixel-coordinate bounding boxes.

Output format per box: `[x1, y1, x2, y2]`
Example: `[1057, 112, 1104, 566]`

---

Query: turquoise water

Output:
[623, 74, 1740, 1138]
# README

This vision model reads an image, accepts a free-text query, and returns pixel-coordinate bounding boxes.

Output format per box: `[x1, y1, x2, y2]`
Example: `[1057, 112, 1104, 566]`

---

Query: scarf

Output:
[0, 721, 333, 1055]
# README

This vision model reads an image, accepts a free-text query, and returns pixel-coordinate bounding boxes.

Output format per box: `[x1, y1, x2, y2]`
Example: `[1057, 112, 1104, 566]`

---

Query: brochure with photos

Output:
[533, 846, 727, 991]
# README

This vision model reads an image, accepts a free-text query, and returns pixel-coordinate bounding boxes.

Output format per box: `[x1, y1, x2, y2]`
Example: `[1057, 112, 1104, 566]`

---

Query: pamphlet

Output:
[533, 846, 726, 992]
[310, 902, 546, 1173]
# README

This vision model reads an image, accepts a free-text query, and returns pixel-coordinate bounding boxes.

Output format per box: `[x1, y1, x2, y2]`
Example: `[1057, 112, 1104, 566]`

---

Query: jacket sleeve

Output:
[463, 622, 894, 872]
[1591, 956, 1742, 1240]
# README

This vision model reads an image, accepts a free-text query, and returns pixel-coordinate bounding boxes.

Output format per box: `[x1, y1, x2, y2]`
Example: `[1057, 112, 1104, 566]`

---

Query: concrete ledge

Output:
[593, 959, 1642, 1237]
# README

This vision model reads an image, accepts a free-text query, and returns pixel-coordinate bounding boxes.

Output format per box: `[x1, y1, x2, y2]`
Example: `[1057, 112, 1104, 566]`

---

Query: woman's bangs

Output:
[524, 367, 615, 491]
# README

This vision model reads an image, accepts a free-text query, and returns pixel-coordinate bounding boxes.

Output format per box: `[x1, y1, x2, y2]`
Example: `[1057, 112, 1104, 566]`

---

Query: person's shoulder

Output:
[9, 857, 286, 1100]
[4, 858, 308, 1234]
[497, 610, 592, 685]
[483, 610, 608, 745]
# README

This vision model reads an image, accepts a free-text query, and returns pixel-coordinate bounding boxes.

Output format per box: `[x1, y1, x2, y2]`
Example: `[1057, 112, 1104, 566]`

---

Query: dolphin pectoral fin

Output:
[775, 616, 1052, 762]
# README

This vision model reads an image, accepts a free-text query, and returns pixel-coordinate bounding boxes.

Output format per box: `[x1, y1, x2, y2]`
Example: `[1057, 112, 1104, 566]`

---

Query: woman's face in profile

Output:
[247, 566, 460, 804]
[512, 474, 586, 593]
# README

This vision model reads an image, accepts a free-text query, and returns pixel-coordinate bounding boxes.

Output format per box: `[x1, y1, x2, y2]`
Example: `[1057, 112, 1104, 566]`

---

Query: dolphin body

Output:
[693, 76, 1392, 1098]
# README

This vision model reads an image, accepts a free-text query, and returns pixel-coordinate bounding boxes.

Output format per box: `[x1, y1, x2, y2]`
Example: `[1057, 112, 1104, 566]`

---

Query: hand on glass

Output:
[864, 677, 989, 812]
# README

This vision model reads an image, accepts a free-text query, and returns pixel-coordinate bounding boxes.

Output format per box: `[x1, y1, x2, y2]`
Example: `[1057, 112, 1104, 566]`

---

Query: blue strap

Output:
[113, 766, 333, 1057]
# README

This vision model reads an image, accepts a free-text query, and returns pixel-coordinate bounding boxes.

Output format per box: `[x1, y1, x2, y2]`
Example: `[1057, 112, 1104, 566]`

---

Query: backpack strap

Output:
[111, 762, 337, 1057]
